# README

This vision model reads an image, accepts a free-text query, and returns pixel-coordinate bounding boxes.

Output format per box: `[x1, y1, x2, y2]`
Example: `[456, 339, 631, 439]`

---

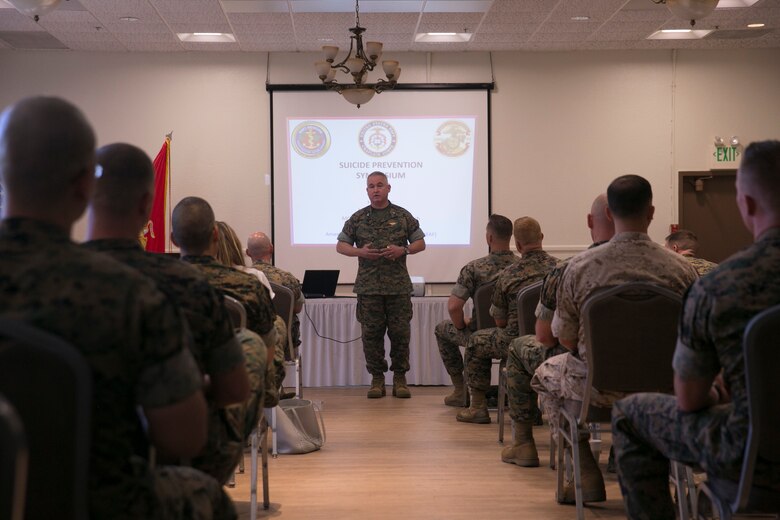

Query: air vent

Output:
[710, 28, 772, 39]
[0, 31, 68, 49]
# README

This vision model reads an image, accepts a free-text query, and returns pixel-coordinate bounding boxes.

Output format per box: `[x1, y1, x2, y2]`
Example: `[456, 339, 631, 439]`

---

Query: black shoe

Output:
[280, 390, 297, 400]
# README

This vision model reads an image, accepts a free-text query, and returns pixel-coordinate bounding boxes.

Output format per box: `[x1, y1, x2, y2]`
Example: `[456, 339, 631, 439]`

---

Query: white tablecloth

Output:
[299, 296, 461, 386]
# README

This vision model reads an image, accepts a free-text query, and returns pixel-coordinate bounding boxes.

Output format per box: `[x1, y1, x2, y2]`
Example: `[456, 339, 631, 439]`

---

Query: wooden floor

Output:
[226, 386, 627, 520]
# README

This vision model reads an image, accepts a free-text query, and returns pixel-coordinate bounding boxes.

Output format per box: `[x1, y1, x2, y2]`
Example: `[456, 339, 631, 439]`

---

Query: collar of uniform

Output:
[611, 231, 652, 243]
[180, 254, 217, 265]
[757, 226, 780, 243]
[0, 217, 72, 245]
[491, 250, 516, 257]
[522, 248, 548, 258]
[589, 240, 609, 249]
[84, 237, 142, 252]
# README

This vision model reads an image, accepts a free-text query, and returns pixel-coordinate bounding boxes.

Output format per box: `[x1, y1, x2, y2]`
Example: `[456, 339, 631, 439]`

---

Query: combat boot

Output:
[367, 375, 386, 399]
[559, 438, 607, 504]
[501, 419, 540, 467]
[443, 373, 466, 407]
[456, 388, 491, 424]
[392, 373, 411, 398]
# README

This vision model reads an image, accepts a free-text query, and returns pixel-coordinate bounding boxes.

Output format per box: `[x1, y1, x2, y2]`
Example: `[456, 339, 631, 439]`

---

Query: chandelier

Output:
[314, 0, 401, 108]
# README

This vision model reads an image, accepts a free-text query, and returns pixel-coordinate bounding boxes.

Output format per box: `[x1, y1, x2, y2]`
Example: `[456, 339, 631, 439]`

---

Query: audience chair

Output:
[223, 297, 271, 512]
[270, 282, 301, 398]
[0, 317, 92, 520]
[696, 304, 780, 520]
[0, 394, 27, 520]
[557, 283, 681, 520]
[670, 460, 698, 520]
[464, 280, 498, 408]
[498, 280, 543, 443]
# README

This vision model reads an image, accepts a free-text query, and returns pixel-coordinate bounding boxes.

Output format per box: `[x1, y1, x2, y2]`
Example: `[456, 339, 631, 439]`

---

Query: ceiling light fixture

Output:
[747, 23, 765, 28]
[177, 32, 236, 43]
[571, 16, 591, 21]
[120, 16, 139, 22]
[6, 0, 60, 21]
[652, 0, 718, 27]
[314, 0, 400, 108]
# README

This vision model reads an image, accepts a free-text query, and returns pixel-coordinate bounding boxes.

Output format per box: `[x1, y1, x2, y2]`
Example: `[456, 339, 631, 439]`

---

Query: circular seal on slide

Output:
[434, 120, 471, 157]
[359, 120, 397, 157]
[292, 121, 331, 158]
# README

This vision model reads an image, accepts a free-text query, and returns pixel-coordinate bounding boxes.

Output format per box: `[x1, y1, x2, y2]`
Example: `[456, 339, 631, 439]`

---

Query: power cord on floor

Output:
[303, 303, 362, 344]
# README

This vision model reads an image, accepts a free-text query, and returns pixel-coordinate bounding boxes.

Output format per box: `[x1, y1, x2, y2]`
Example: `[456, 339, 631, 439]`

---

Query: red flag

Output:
[143, 135, 171, 252]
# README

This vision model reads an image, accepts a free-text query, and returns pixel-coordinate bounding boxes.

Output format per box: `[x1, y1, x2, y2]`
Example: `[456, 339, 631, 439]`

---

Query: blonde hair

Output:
[513, 216, 543, 246]
[215, 221, 246, 267]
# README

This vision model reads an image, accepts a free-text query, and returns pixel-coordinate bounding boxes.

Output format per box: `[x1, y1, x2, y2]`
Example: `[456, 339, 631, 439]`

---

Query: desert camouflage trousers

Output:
[464, 327, 513, 392]
[191, 329, 267, 485]
[506, 335, 566, 423]
[434, 319, 473, 376]
[270, 315, 287, 403]
[356, 294, 413, 376]
[152, 464, 237, 520]
[531, 352, 623, 442]
[612, 394, 778, 520]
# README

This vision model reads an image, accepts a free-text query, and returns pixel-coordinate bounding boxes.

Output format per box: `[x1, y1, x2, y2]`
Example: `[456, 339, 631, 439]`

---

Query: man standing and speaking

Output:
[337, 171, 426, 399]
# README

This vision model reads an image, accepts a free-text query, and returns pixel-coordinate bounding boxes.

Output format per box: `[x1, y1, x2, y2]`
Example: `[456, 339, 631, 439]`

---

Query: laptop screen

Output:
[302, 270, 340, 298]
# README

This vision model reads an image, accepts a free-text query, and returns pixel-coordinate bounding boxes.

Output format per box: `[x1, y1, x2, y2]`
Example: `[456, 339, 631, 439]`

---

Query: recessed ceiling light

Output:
[415, 32, 472, 43]
[120, 16, 139, 22]
[177, 32, 236, 43]
[571, 16, 590, 21]
[716, 0, 760, 7]
[649, 29, 713, 39]
[747, 23, 765, 28]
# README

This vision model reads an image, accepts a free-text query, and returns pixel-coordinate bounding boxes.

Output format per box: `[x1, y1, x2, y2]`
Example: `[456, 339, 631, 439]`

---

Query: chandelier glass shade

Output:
[314, 0, 400, 108]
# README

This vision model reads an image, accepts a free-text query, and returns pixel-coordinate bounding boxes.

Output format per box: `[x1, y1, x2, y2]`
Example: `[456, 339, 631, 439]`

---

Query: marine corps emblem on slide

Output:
[434, 120, 471, 157]
[359, 120, 397, 157]
[292, 121, 331, 158]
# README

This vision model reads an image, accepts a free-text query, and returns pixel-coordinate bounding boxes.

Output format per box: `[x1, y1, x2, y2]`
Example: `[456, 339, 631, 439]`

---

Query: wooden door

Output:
[678, 170, 753, 263]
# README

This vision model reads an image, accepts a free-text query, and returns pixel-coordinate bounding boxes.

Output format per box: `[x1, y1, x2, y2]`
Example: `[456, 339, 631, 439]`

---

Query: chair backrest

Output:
[0, 394, 27, 520]
[738, 303, 780, 510]
[473, 280, 497, 330]
[0, 317, 92, 520]
[270, 282, 295, 359]
[516, 280, 543, 337]
[581, 283, 682, 418]
[224, 294, 247, 332]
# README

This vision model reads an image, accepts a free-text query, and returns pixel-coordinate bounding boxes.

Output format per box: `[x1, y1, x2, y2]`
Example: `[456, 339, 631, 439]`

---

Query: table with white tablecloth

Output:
[298, 296, 466, 387]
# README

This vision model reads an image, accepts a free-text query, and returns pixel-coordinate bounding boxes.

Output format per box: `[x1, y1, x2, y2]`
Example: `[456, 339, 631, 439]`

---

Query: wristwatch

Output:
[403, 246, 410, 255]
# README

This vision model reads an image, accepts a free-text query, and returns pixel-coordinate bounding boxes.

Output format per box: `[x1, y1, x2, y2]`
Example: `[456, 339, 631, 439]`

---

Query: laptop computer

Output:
[302, 270, 340, 298]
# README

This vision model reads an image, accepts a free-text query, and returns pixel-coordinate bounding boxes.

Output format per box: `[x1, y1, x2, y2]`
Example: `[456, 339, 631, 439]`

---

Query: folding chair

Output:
[557, 283, 681, 520]
[270, 282, 300, 398]
[696, 304, 780, 519]
[223, 297, 271, 512]
[498, 280, 543, 443]
[0, 317, 92, 520]
[0, 394, 27, 520]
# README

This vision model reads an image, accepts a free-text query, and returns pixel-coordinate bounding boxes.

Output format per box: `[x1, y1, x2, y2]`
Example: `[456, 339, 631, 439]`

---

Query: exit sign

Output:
[714, 146, 740, 163]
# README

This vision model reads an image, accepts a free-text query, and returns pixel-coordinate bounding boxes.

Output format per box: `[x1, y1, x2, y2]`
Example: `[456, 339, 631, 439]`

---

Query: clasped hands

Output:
[360, 243, 405, 261]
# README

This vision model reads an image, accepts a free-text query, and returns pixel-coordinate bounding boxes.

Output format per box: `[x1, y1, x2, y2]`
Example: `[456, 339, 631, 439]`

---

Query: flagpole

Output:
[165, 131, 172, 252]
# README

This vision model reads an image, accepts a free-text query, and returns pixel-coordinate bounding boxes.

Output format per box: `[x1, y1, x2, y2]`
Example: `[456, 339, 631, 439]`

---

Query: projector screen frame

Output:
[267, 82, 495, 285]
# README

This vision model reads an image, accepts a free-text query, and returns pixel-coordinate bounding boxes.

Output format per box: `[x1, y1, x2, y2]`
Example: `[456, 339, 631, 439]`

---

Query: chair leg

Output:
[268, 407, 279, 458]
[261, 423, 270, 510]
[570, 416, 585, 520]
[249, 428, 258, 520]
[670, 461, 691, 520]
[295, 356, 302, 398]
[497, 366, 506, 443]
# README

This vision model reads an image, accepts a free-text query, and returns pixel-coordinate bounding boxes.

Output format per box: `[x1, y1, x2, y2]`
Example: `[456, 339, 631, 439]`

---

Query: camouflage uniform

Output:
[182, 255, 281, 399]
[338, 202, 425, 376]
[531, 232, 697, 440]
[0, 219, 235, 520]
[252, 261, 305, 350]
[83, 239, 252, 485]
[435, 250, 518, 376]
[507, 242, 607, 423]
[612, 228, 780, 520]
[464, 249, 556, 392]
[682, 253, 718, 276]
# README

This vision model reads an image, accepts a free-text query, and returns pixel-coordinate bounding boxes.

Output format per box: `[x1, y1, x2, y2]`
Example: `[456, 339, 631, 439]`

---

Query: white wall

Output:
[1, 48, 779, 274]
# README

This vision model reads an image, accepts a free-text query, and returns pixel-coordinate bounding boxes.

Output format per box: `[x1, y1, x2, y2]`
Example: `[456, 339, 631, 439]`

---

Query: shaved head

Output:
[588, 193, 614, 243]
[246, 231, 273, 262]
[513, 216, 543, 246]
[92, 143, 154, 218]
[0, 96, 95, 220]
[171, 196, 215, 254]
